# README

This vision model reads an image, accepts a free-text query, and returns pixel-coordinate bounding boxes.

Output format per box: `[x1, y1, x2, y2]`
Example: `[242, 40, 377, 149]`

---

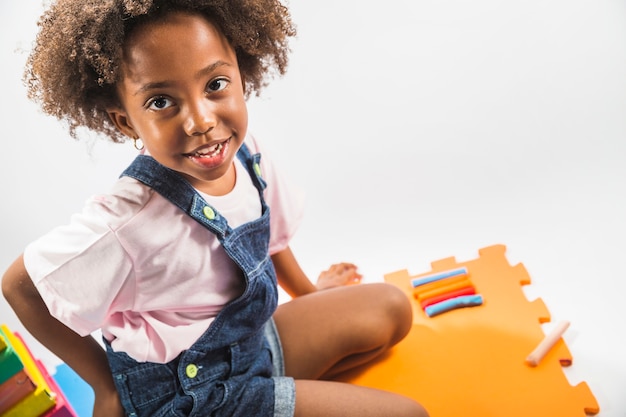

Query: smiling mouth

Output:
[185, 138, 230, 158]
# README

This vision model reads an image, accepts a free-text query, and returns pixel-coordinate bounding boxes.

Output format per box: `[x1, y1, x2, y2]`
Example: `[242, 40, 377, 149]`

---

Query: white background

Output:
[1, 1, 625, 416]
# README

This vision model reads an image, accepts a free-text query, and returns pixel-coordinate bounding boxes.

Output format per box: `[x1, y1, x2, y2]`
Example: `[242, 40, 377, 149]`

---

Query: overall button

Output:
[203, 206, 216, 220]
[253, 162, 262, 177]
[186, 363, 198, 379]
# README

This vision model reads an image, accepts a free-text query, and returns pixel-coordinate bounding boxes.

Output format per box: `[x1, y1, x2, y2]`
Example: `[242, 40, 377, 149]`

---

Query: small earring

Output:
[132, 137, 144, 151]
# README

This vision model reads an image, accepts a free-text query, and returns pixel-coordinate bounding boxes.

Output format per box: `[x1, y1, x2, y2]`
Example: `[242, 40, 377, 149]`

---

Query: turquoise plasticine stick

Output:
[410, 267, 468, 288]
[425, 294, 484, 317]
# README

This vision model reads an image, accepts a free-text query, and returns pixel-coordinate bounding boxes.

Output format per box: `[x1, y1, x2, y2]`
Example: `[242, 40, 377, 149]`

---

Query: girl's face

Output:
[108, 12, 248, 196]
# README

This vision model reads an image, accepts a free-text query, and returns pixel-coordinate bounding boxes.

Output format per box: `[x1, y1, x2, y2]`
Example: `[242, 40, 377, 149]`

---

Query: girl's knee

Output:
[380, 282, 412, 314]
[381, 284, 413, 338]
[372, 283, 413, 342]
[382, 391, 430, 417]
[413, 401, 430, 417]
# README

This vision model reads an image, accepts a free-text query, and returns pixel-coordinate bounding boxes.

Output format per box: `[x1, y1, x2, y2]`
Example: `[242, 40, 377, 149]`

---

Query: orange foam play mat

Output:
[337, 244, 599, 417]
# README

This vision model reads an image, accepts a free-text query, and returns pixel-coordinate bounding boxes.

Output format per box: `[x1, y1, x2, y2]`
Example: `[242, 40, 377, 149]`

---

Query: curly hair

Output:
[24, 0, 296, 142]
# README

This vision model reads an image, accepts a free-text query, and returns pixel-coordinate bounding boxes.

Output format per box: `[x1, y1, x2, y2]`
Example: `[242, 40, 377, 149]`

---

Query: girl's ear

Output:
[107, 107, 138, 139]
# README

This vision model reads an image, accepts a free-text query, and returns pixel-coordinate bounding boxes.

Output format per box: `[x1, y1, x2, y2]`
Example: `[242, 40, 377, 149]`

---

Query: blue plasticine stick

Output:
[425, 294, 484, 317]
[411, 267, 468, 288]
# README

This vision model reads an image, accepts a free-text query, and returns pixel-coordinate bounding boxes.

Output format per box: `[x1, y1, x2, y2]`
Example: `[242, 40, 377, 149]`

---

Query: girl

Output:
[2, 1, 428, 416]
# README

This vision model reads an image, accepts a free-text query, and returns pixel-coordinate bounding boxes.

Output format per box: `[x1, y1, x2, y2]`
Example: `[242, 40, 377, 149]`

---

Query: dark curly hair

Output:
[24, 0, 296, 142]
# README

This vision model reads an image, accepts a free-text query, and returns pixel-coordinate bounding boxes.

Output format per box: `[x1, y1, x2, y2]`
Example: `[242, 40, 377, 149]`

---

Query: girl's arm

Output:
[1, 255, 123, 417]
[271, 247, 317, 297]
[271, 246, 362, 298]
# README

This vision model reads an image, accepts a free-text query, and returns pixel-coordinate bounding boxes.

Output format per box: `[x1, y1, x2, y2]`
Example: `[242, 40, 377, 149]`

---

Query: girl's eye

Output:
[147, 96, 173, 110]
[208, 78, 229, 93]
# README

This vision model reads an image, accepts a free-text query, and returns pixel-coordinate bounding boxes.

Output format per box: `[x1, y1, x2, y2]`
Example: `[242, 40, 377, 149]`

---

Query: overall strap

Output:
[235, 142, 267, 195]
[120, 143, 266, 239]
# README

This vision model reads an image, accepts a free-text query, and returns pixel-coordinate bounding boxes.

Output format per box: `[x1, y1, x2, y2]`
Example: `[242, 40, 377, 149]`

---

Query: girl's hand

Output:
[316, 263, 362, 290]
[93, 388, 125, 417]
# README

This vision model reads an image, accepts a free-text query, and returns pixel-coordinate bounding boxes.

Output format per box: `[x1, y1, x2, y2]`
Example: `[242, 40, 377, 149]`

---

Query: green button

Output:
[253, 162, 262, 177]
[186, 363, 198, 378]
[203, 206, 216, 220]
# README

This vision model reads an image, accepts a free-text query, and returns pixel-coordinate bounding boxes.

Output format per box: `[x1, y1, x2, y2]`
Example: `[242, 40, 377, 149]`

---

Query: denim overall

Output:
[105, 144, 292, 416]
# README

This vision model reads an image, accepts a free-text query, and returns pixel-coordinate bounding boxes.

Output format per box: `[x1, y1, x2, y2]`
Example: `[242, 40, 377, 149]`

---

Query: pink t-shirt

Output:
[23, 134, 304, 363]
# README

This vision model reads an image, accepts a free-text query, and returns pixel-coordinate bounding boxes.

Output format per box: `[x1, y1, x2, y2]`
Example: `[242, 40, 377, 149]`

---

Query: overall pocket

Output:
[113, 361, 177, 416]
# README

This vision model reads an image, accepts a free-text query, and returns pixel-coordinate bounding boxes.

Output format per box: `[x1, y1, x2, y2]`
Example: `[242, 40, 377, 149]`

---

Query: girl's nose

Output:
[183, 100, 216, 136]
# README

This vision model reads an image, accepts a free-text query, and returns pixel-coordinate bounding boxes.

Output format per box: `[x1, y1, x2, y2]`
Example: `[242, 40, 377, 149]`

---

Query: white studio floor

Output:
[1, 1, 625, 416]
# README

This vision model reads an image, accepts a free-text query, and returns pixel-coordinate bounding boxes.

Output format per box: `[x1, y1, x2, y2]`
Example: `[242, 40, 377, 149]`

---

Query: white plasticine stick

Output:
[525, 320, 571, 367]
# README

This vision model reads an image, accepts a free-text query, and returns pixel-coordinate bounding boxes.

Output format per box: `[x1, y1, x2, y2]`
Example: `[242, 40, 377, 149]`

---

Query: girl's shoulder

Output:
[84, 176, 157, 231]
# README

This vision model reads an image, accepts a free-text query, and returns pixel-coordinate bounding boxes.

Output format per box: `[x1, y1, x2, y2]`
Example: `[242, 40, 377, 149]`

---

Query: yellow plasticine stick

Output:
[415, 277, 473, 301]
[0, 325, 56, 417]
[411, 274, 470, 297]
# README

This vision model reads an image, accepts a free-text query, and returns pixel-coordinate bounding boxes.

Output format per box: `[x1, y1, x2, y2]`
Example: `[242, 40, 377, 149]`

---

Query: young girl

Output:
[2, 1, 428, 416]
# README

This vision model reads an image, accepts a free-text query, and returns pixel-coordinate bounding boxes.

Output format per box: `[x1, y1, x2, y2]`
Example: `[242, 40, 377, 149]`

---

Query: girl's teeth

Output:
[196, 143, 222, 157]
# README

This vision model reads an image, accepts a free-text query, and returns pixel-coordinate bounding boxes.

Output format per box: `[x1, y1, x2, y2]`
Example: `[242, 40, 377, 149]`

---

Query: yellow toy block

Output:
[0, 325, 56, 417]
[0, 331, 25, 387]
[0, 333, 7, 352]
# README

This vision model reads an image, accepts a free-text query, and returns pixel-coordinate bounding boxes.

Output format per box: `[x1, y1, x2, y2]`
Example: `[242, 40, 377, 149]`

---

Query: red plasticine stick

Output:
[420, 286, 477, 309]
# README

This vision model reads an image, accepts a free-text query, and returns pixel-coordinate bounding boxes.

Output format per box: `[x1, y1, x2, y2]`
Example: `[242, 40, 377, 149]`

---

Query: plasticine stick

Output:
[412, 274, 470, 297]
[410, 267, 468, 288]
[525, 320, 571, 367]
[415, 278, 473, 301]
[420, 286, 477, 309]
[424, 294, 484, 317]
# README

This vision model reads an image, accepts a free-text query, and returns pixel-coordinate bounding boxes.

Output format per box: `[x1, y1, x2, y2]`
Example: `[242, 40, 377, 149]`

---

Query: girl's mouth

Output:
[192, 141, 223, 158]
[184, 138, 231, 168]
[185, 138, 230, 157]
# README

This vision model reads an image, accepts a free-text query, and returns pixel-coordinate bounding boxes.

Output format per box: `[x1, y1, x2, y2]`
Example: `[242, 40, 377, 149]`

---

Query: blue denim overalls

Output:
[105, 144, 293, 416]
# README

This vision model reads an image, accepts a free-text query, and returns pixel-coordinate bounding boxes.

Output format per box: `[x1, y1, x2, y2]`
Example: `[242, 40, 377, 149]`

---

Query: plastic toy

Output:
[0, 325, 79, 417]
[0, 325, 56, 417]
[338, 244, 600, 417]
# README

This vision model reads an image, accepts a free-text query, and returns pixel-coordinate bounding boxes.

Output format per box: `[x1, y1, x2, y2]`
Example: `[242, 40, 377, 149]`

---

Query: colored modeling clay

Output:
[526, 320, 570, 367]
[424, 294, 484, 317]
[420, 286, 477, 309]
[410, 267, 468, 288]
[411, 274, 470, 297]
[415, 278, 473, 301]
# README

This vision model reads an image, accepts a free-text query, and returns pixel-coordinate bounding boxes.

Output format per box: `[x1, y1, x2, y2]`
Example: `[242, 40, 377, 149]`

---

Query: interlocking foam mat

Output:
[337, 244, 600, 417]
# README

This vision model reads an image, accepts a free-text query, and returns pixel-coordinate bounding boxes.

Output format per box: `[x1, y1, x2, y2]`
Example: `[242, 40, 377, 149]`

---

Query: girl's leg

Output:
[273, 283, 428, 416]
[274, 283, 412, 379]
[293, 380, 427, 417]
